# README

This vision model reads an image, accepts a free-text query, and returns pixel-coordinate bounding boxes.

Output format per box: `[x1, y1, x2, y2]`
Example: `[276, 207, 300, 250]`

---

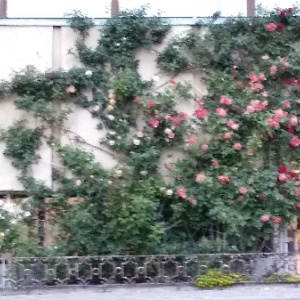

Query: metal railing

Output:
[0, 252, 299, 289]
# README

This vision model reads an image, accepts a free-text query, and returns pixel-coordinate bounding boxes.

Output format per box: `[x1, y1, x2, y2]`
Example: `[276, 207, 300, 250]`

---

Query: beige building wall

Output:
[0, 23, 203, 190]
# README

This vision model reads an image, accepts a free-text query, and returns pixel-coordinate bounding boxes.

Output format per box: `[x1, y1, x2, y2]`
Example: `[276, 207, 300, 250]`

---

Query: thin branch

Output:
[51, 124, 118, 159]
[165, 220, 182, 231]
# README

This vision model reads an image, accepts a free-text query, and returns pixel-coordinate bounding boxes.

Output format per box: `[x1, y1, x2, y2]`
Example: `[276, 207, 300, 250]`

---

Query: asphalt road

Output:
[1, 284, 300, 300]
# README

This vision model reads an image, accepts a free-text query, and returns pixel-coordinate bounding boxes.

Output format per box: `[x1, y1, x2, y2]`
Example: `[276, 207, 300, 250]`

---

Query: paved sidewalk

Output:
[1, 284, 300, 300]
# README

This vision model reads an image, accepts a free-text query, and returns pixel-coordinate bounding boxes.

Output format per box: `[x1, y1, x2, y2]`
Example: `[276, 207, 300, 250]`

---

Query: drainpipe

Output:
[111, 0, 119, 17]
[0, 0, 7, 18]
[247, 0, 256, 17]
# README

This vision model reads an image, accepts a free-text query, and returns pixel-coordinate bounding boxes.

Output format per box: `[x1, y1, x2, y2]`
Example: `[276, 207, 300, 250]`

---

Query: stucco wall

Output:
[0, 24, 203, 191]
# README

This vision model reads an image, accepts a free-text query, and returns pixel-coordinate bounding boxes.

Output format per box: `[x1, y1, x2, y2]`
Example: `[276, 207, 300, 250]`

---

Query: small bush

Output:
[195, 269, 252, 289]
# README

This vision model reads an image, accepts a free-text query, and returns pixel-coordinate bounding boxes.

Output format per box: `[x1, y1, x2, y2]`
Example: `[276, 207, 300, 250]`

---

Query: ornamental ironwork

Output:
[0, 253, 299, 289]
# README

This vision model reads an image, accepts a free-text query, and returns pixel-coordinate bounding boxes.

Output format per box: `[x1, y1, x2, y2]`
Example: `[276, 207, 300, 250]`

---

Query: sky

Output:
[6, 0, 299, 18]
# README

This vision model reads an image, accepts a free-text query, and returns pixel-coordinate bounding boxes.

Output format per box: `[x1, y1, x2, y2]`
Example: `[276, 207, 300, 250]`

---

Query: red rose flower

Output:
[280, 10, 286, 16]
[273, 217, 282, 224]
[147, 100, 155, 107]
[288, 8, 293, 13]
[285, 78, 294, 85]
[277, 23, 285, 30]
[278, 165, 288, 173]
[259, 194, 265, 200]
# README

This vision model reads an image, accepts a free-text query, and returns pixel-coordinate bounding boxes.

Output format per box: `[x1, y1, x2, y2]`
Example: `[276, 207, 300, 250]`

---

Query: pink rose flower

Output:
[278, 173, 288, 183]
[187, 198, 197, 205]
[267, 117, 280, 128]
[227, 120, 239, 131]
[274, 108, 288, 119]
[177, 187, 187, 199]
[212, 160, 219, 166]
[196, 173, 206, 183]
[217, 175, 230, 183]
[147, 100, 155, 107]
[202, 144, 209, 151]
[290, 137, 300, 148]
[237, 81, 244, 88]
[233, 143, 242, 151]
[188, 136, 197, 144]
[224, 132, 231, 140]
[266, 23, 277, 32]
[220, 95, 232, 105]
[148, 119, 159, 128]
[289, 115, 298, 126]
[244, 105, 256, 115]
[273, 217, 282, 224]
[194, 107, 209, 119]
[168, 132, 175, 139]
[239, 187, 248, 194]
[261, 215, 270, 222]
[215, 107, 227, 117]
[269, 65, 277, 75]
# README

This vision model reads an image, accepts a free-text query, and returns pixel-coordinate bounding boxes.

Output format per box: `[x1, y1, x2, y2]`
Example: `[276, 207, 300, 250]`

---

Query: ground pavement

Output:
[1, 284, 300, 300]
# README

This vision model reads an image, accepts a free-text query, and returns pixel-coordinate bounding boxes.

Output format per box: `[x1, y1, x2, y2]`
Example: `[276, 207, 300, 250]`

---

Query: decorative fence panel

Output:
[0, 253, 299, 289]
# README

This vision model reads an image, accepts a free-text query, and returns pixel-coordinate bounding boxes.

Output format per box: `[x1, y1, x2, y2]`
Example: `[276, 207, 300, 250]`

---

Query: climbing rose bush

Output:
[164, 5, 300, 251]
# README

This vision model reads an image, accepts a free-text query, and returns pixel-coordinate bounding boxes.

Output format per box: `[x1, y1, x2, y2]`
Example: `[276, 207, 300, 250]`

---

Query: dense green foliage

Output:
[1, 5, 300, 256]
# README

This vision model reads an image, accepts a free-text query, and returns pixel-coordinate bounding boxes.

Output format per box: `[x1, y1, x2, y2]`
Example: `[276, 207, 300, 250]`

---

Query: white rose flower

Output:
[24, 211, 31, 217]
[75, 179, 82, 186]
[136, 132, 144, 138]
[166, 189, 173, 196]
[107, 105, 114, 111]
[109, 131, 117, 136]
[164, 128, 172, 135]
[10, 219, 17, 224]
[109, 140, 115, 146]
[107, 115, 115, 121]
[115, 43, 120, 47]
[0, 232, 4, 237]
[90, 175, 94, 179]
[85, 70, 93, 76]
[140, 170, 148, 176]
[115, 169, 123, 177]
[133, 139, 141, 146]
[152, 75, 160, 82]
[108, 180, 112, 185]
